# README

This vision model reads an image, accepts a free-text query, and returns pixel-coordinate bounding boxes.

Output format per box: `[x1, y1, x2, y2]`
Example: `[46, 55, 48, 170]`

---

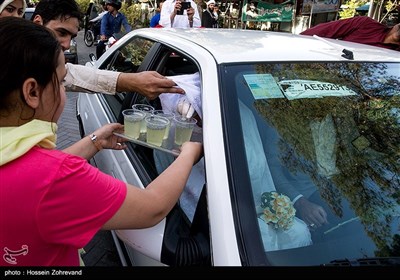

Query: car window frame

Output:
[96, 35, 214, 265]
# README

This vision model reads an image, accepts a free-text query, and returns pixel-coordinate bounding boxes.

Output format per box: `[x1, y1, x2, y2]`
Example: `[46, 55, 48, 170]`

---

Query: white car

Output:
[77, 28, 400, 266]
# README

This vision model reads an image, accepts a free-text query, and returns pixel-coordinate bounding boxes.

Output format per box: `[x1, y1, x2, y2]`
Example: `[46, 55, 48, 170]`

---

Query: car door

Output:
[77, 35, 211, 266]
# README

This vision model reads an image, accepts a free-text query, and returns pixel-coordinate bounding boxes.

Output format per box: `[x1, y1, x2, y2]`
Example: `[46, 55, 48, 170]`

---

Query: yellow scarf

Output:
[0, 119, 57, 166]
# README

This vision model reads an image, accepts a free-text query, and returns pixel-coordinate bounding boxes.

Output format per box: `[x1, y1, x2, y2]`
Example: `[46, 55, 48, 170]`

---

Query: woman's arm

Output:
[62, 123, 127, 160]
[102, 141, 203, 229]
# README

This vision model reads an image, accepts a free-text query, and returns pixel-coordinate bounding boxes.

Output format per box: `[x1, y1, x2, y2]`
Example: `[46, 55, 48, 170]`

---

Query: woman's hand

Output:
[92, 123, 127, 150]
[179, 141, 203, 165]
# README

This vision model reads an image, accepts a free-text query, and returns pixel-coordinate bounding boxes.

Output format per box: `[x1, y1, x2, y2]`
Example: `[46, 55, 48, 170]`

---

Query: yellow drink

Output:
[174, 125, 194, 146]
[123, 109, 146, 139]
[145, 116, 169, 147]
[124, 118, 142, 139]
[147, 126, 167, 146]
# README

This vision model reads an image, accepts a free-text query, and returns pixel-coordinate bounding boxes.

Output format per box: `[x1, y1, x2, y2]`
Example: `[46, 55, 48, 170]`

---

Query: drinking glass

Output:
[122, 109, 146, 139]
[152, 110, 175, 140]
[132, 104, 154, 134]
[174, 116, 198, 146]
[145, 115, 170, 147]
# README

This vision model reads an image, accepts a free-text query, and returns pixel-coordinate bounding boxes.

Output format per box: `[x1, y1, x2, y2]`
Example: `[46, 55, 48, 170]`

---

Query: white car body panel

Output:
[77, 28, 400, 266]
[112, 28, 400, 63]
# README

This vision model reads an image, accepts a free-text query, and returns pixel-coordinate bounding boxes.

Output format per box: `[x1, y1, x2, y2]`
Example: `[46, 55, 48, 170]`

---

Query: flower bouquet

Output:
[260, 191, 296, 231]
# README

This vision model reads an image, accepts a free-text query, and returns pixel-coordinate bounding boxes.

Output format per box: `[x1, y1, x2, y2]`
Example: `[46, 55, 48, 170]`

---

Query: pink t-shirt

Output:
[0, 147, 127, 266]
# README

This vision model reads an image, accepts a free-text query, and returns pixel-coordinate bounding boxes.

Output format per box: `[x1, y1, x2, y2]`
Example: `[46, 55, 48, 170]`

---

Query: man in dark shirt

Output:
[300, 16, 400, 51]
[201, 0, 218, 28]
[96, 0, 132, 59]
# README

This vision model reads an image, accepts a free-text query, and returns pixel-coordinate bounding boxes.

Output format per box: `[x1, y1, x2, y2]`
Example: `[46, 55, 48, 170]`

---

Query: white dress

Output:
[239, 101, 312, 251]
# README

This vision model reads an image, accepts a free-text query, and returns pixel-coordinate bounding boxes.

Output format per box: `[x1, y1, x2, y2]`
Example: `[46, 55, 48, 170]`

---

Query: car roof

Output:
[127, 28, 400, 63]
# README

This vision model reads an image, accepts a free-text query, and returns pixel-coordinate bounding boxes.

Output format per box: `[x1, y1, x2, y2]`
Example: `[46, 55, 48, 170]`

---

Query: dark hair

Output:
[33, 0, 83, 25]
[105, 0, 121, 10]
[0, 17, 62, 118]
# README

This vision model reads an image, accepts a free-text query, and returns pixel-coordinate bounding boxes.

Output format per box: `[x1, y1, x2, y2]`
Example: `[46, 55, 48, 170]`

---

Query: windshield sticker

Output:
[279, 80, 357, 100]
[244, 74, 285, 99]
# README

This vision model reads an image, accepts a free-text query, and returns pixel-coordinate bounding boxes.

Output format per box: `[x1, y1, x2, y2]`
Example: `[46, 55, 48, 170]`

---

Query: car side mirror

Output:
[89, 53, 97, 62]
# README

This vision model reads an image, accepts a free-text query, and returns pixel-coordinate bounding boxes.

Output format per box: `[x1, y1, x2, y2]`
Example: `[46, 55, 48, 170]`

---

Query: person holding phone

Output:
[160, 0, 201, 28]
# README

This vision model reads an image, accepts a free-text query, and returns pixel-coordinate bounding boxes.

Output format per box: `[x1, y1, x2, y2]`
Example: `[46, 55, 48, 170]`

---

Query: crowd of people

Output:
[72, 0, 400, 51]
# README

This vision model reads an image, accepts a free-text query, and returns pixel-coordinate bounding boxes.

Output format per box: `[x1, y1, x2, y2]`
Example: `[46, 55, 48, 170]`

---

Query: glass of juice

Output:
[145, 115, 170, 147]
[174, 116, 198, 146]
[122, 109, 146, 139]
[152, 110, 175, 140]
[132, 104, 154, 134]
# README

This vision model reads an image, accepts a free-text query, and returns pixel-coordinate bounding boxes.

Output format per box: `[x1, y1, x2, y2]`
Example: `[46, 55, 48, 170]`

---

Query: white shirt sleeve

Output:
[292, 194, 304, 205]
[159, 0, 175, 28]
[90, 11, 107, 22]
[64, 63, 119, 95]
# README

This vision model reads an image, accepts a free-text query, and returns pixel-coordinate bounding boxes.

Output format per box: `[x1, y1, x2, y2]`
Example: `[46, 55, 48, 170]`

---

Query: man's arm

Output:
[100, 13, 108, 38]
[64, 63, 118, 94]
[116, 71, 185, 100]
[122, 15, 132, 32]
[90, 11, 106, 22]
[64, 64, 185, 99]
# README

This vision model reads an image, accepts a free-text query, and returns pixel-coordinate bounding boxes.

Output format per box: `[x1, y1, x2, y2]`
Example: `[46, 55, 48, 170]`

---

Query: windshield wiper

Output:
[323, 257, 400, 266]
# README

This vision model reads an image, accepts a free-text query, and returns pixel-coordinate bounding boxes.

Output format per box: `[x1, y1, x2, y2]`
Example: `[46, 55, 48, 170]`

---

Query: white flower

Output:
[260, 191, 296, 231]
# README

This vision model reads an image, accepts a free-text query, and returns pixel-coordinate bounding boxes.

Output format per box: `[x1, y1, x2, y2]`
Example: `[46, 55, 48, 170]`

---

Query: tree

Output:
[340, 0, 399, 22]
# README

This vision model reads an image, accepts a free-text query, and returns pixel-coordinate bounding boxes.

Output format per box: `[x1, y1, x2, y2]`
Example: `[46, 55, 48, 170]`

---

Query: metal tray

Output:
[113, 132, 181, 156]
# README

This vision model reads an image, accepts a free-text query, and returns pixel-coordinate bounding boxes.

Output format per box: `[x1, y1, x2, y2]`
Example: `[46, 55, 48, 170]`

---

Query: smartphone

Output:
[177, 1, 191, 15]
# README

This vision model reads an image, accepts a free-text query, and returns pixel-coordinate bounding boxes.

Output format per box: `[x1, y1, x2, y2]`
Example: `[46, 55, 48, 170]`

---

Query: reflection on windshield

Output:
[236, 62, 400, 265]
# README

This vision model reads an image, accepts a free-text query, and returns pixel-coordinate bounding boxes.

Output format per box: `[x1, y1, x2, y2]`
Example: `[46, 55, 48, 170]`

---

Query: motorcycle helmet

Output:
[105, 0, 121, 10]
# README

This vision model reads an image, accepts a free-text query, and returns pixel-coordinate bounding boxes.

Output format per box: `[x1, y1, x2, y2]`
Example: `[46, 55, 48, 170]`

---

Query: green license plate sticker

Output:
[244, 74, 285, 100]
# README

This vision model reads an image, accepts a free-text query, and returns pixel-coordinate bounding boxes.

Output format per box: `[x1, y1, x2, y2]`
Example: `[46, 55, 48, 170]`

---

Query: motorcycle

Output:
[97, 32, 125, 59]
[84, 19, 101, 47]
[89, 33, 125, 63]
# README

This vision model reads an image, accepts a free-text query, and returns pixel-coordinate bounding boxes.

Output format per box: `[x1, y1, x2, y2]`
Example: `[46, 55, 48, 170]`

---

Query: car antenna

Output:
[312, 35, 354, 60]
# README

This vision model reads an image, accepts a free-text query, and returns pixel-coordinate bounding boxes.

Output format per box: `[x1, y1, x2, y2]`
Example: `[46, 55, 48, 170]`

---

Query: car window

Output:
[95, 35, 209, 265]
[103, 37, 155, 73]
[98, 35, 205, 219]
[224, 61, 400, 265]
[98, 37, 156, 119]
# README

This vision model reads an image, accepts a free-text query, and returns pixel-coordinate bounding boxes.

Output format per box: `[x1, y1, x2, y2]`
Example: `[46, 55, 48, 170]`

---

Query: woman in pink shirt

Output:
[0, 17, 203, 266]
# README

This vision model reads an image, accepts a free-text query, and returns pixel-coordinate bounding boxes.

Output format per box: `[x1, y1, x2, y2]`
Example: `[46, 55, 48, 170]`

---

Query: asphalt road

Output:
[56, 30, 122, 266]
[76, 30, 94, 65]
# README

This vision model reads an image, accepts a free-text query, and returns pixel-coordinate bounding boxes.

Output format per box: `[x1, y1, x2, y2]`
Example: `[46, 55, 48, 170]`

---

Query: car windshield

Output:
[222, 61, 400, 265]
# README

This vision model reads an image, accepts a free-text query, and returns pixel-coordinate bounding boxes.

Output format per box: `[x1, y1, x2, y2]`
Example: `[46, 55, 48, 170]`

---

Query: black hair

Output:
[105, 0, 121, 10]
[0, 17, 62, 120]
[33, 0, 83, 25]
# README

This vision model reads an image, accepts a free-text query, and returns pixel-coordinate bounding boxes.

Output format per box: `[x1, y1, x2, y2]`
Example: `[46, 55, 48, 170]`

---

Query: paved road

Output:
[56, 30, 122, 266]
